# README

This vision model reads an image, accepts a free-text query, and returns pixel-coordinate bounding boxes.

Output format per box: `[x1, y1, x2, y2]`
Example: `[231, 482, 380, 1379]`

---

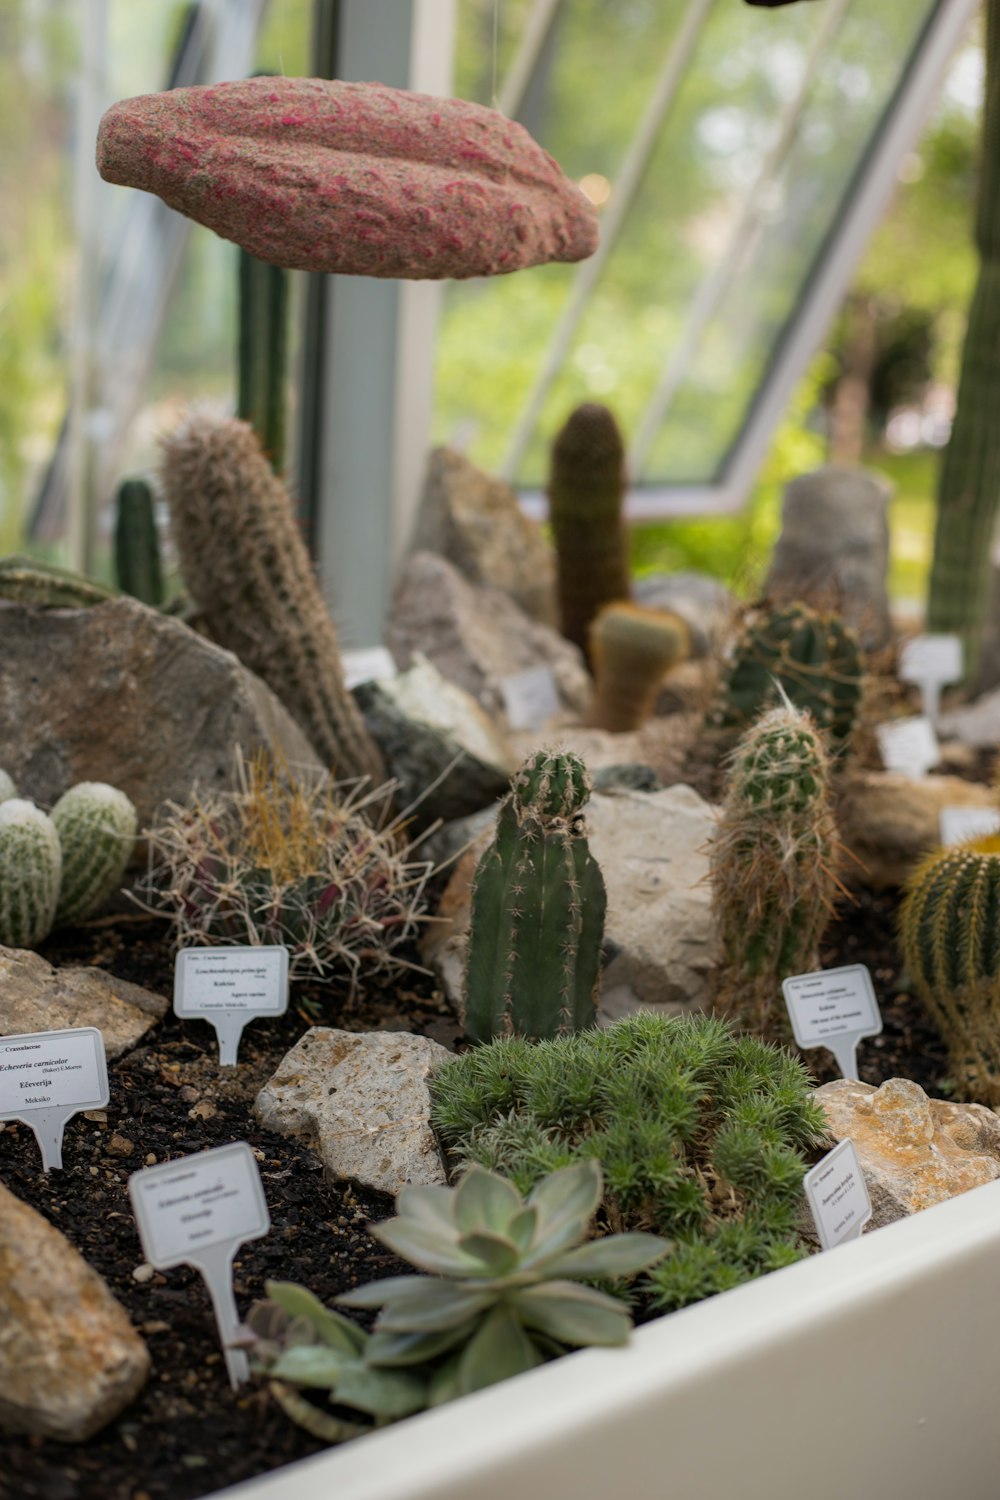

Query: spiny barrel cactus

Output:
[710, 706, 841, 1035]
[715, 602, 863, 755]
[464, 750, 606, 1044]
[899, 836, 1000, 1104]
[0, 800, 62, 949]
[589, 601, 689, 732]
[114, 478, 164, 607]
[52, 782, 138, 926]
[548, 404, 631, 660]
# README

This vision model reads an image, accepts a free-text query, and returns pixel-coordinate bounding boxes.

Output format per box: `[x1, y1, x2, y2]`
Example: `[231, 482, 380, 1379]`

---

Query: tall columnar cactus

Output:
[711, 706, 841, 1035]
[0, 800, 62, 949]
[548, 404, 631, 660]
[464, 750, 606, 1044]
[51, 782, 138, 926]
[899, 837, 1000, 1104]
[160, 411, 385, 788]
[589, 602, 689, 732]
[237, 248, 289, 474]
[715, 602, 862, 755]
[114, 479, 164, 607]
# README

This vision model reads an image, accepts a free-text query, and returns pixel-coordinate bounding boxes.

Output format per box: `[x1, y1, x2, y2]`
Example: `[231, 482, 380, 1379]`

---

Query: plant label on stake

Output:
[129, 1142, 270, 1389]
[940, 806, 1000, 847]
[174, 946, 289, 1066]
[804, 1139, 872, 1251]
[500, 665, 560, 731]
[0, 1027, 109, 1171]
[782, 964, 882, 1081]
[876, 715, 940, 778]
[899, 633, 963, 724]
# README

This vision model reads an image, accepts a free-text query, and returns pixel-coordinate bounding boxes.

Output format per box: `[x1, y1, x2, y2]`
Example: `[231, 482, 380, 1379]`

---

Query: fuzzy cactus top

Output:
[96, 76, 599, 280]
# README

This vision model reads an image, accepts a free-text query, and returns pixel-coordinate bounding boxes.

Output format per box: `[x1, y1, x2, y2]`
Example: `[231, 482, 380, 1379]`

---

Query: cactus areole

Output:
[95, 76, 599, 280]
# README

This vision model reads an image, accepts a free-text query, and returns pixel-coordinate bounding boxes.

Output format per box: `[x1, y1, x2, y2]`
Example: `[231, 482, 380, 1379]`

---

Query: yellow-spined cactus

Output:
[588, 602, 689, 732]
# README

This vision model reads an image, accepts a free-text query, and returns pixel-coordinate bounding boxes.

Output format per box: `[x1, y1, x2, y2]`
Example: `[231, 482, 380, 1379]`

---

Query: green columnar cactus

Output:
[464, 750, 606, 1044]
[711, 706, 841, 1035]
[547, 403, 631, 660]
[899, 836, 1000, 1104]
[715, 601, 862, 755]
[0, 800, 62, 949]
[238, 248, 289, 474]
[926, 0, 1000, 678]
[114, 479, 164, 607]
[0, 556, 116, 608]
[51, 782, 138, 926]
[589, 601, 689, 732]
[160, 410, 385, 788]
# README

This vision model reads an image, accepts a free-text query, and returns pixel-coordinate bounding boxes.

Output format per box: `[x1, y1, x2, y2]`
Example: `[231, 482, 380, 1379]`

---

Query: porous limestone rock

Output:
[816, 1077, 1000, 1229]
[0, 595, 321, 829]
[0, 946, 167, 1059]
[255, 1028, 450, 1196]
[409, 448, 556, 625]
[835, 769, 996, 889]
[0, 1181, 149, 1440]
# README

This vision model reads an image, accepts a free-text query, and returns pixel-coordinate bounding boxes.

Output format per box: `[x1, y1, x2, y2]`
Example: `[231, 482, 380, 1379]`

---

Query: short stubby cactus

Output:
[52, 782, 138, 926]
[899, 836, 1000, 1104]
[589, 601, 689, 732]
[464, 750, 606, 1044]
[114, 478, 164, 607]
[715, 602, 863, 755]
[0, 800, 62, 949]
[711, 706, 842, 1035]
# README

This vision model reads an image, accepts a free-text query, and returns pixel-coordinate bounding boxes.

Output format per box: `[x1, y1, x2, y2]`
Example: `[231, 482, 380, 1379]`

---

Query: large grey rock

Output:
[0, 1181, 150, 1440]
[388, 551, 590, 724]
[255, 1028, 450, 1196]
[0, 946, 167, 1059]
[816, 1077, 1000, 1231]
[765, 465, 893, 649]
[354, 654, 513, 826]
[423, 784, 717, 1023]
[0, 596, 322, 828]
[836, 769, 996, 889]
[633, 571, 736, 658]
[939, 688, 1000, 749]
[408, 447, 557, 626]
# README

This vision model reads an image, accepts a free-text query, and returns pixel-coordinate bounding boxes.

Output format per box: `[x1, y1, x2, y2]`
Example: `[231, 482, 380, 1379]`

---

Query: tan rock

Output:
[0, 946, 167, 1059]
[836, 770, 996, 889]
[0, 1181, 150, 1440]
[816, 1077, 1000, 1229]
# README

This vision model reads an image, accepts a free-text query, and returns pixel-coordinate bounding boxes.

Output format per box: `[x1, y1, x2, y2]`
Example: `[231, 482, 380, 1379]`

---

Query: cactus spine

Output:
[0, 800, 62, 949]
[711, 706, 841, 1035]
[547, 403, 631, 660]
[114, 478, 164, 607]
[899, 837, 1000, 1104]
[52, 782, 138, 926]
[160, 411, 385, 788]
[589, 602, 689, 731]
[237, 248, 289, 473]
[464, 750, 606, 1043]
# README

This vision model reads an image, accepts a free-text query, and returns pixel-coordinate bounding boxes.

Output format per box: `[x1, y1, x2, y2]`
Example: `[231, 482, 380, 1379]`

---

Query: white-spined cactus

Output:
[51, 782, 138, 926]
[0, 771, 16, 804]
[0, 800, 62, 949]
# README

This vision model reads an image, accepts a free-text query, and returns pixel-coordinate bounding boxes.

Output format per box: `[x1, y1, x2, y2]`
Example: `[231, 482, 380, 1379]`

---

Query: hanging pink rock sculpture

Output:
[95, 76, 599, 280]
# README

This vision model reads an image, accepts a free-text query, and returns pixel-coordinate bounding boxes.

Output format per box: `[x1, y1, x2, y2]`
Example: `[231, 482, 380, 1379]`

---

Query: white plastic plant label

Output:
[0, 1026, 109, 1171]
[782, 964, 882, 1081]
[129, 1142, 270, 1388]
[174, 946, 289, 1066]
[804, 1139, 872, 1251]
[876, 715, 940, 778]
[939, 806, 1000, 847]
[499, 665, 560, 731]
[898, 633, 963, 722]
[341, 645, 398, 691]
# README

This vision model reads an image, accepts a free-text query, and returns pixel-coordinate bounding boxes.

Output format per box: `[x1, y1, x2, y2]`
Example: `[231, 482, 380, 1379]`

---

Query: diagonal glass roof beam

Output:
[497, 0, 566, 120]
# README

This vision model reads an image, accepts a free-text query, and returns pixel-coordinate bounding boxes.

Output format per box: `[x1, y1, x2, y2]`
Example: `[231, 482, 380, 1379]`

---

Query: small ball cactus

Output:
[0, 800, 62, 949]
[589, 602, 689, 731]
[51, 782, 138, 926]
[0, 771, 16, 804]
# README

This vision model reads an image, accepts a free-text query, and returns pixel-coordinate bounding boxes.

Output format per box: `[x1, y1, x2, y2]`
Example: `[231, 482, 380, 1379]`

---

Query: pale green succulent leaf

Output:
[505, 1205, 539, 1252]
[269, 1381, 367, 1443]
[367, 1323, 474, 1367]
[369, 1283, 496, 1334]
[509, 1282, 632, 1346]
[543, 1232, 673, 1281]
[395, 1183, 458, 1235]
[371, 1219, 481, 1276]
[455, 1230, 522, 1277]
[337, 1275, 438, 1310]
[453, 1167, 524, 1234]
[332, 1363, 428, 1419]
[427, 1353, 464, 1407]
[265, 1281, 367, 1354]
[456, 1304, 546, 1394]
[520, 1161, 603, 1264]
[269, 1344, 355, 1388]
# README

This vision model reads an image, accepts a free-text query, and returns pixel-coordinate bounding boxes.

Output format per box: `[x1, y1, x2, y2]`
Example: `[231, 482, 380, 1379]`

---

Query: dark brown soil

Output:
[0, 886, 952, 1500]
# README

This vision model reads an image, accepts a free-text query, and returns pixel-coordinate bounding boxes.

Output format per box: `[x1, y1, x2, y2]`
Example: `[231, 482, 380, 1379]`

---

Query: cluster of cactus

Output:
[160, 410, 385, 788]
[430, 1012, 827, 1312]
[0, 776, 138, 948]
[464, 750, 606, 1044]
[899, 835, 1000, 1105]
[714, 602, 863, 755]
[710, 705, 842, 1036]
[589, 601, 689, 732]
[137, 751, 430, 992]
[241, 1159, 668, 1440]
[113, 478, 164, 607]
[547, 403, 631, 661]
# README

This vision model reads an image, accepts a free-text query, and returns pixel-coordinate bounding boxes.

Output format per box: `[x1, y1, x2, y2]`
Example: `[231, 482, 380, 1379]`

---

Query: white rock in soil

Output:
[255, 1028, 450, 1196]
[835, 769, 996, 889]
[0, 1181, 150, 1440]
[0, 945, 167, 1058]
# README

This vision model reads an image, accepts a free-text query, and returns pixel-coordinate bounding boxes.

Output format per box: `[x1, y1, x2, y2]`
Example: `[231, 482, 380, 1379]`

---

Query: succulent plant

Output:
[113, 478, 164, 607]
[589, 601, 690, 732]
[464, 750, 606, 1044]
[710, 705, 843, 1036]
[0, 799, 62, 949]
[51, 782, 138, 926]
